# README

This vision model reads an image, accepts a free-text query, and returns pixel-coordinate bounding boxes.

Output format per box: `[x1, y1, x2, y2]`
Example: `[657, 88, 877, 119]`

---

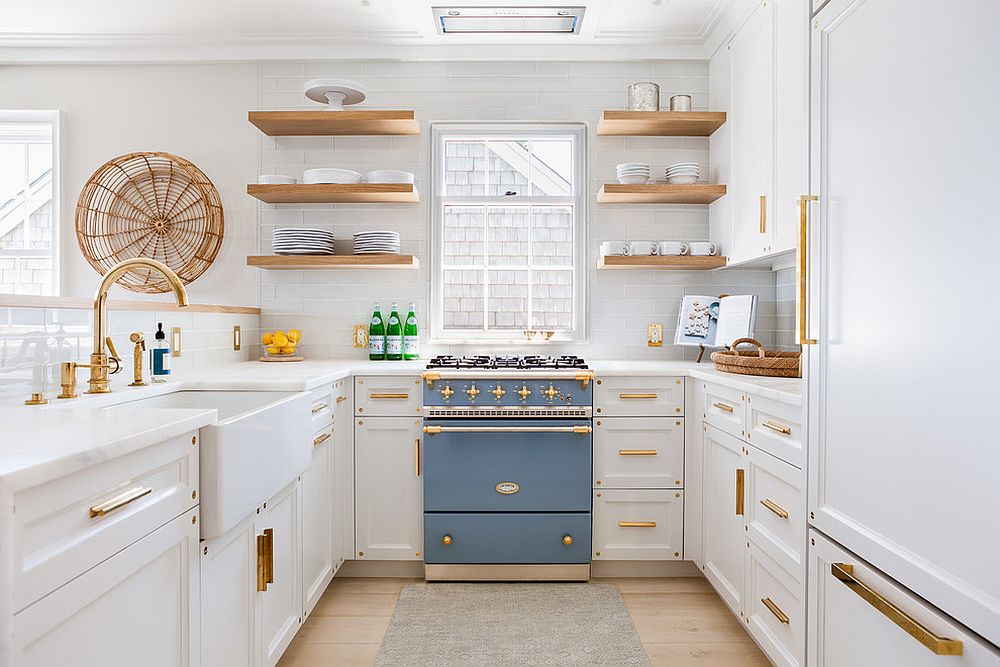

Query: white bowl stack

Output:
[664, 162, 701, 184]
[302, 168, 364, 184]
[272, 228, 335, 255]
[366, 170, 415, 184]
[616, 162, 651, 185]
[353, 231, 401, 255]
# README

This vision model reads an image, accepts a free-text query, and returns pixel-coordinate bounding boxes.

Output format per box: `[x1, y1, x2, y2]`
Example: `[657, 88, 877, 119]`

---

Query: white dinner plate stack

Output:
[302, 168, 364, 184]
[272, 228, 335, 255]
[616, 162, 651, 185]
[664, 162, 701, 184]
[353, 231, 401, 254]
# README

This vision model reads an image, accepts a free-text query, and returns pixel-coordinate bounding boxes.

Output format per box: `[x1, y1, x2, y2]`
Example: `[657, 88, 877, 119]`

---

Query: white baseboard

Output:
[334, 560, 701, 579]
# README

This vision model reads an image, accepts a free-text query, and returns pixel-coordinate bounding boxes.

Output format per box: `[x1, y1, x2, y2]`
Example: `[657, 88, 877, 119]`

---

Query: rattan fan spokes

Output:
[75, 151, 224, 293]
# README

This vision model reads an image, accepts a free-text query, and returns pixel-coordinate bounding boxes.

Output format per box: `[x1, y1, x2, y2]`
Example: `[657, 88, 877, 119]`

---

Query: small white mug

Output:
[689, 241, 718, 256]
[600, 240, 630, 256]
[657, 241, 689, 256]
[629, 240, 658, 256]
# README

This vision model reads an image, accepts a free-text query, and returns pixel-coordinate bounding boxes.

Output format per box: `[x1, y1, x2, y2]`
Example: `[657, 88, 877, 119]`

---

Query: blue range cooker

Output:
[420, 355, 594, 581]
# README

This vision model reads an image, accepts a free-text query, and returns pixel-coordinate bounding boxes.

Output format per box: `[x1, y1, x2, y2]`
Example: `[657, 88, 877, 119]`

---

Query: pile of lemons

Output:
[262, 329, 301, 356]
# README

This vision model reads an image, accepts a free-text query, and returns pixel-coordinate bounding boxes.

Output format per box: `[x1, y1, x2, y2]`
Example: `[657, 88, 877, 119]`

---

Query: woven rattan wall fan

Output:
[75, 151, 224, 293]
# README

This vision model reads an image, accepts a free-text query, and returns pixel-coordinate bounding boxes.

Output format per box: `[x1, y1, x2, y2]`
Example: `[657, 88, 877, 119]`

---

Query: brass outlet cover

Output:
[647, 323, 663, 347]
[170, 327, 182, 357]
[233, 325, 242, 351]
[353, 325, 369, 348]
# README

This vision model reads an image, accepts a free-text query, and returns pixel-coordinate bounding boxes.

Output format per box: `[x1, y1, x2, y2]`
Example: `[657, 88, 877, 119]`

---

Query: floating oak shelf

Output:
[596, 111, 727, 136]
[597, 255, 727, 270]
[247, 255, 420, 270]
[247, 183, 418, 204]
[248, 110, 420, 136]
[598, 183, 727, 205]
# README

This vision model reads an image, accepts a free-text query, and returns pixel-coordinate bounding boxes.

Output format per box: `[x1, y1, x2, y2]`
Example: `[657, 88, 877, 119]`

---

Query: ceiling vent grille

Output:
[432, 6, 585, 34]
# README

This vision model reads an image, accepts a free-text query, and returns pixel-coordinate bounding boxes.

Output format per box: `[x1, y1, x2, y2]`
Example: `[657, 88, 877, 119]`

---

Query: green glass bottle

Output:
[385, 302, 403, 361]
[403, 302, 419, 360]
[368, 302, 385, 361]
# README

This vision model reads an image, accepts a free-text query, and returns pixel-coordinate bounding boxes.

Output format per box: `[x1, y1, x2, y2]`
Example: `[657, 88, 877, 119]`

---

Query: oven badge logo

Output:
[495, 481, 520, 495]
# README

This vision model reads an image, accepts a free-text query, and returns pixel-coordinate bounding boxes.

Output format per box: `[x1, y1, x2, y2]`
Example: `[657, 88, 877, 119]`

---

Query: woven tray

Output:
[710, 338, 801, 378]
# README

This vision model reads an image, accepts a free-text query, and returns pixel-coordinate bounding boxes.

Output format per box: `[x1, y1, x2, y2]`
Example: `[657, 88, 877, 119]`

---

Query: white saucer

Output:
[303, 78, 368, 110]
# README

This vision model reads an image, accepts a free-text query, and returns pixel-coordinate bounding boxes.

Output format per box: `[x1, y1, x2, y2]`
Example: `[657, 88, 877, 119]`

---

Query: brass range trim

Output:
[423, 425, 592, 435]
[424, 563, 591, 582]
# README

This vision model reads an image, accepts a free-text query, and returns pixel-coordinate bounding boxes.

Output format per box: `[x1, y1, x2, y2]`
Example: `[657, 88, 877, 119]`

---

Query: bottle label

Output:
[403, 336, 419, 356]
[152, 348, 171, 375]
[386, 335, 403, 355]
[369, 336, 385, 354]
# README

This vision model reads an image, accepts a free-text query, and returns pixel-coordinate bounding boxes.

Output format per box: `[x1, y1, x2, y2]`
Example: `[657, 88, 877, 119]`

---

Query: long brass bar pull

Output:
[90, 486, 153, 517]
[370, 393, 409, 399]
[760, 498, 789, 519]
[415, 438, 421, 477]
[311, 402, 328, 414]
[736, 469, 745, 515]
[798, 195, 818, 345]
[761, 420, 792, 435]
[761, 597, 789, 624]
[831, 563, 963, 656]
[423, 425, 592, 435]
[264, 528, 274, 584]
[619, 449, 658, 456]
[313, 432, 332, 446]
[618, 521, 657, 528]
[713, 402, 735, 413]
[336, 395, 349, 403]
[256, 534, 268, 592]
[619, 393, 658, 399]
[759, 195, 767, 233]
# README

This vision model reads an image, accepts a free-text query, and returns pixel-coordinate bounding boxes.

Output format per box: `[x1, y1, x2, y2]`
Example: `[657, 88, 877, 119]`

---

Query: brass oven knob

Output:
[442, 535, 453, 546]
[440, 385, 454, 399]
[517, 385, 532, 400]
[490, 384, 506, 399]
[563, 535, 573, 546]
[544, 385, 558, 400]
[466, 384, 480, 398]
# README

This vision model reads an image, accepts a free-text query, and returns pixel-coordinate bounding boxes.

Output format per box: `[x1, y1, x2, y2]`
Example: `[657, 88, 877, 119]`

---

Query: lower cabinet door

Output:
[809, 530, 1000, 667]
[301, 424, 334, 617]
[702, 424, 747, 616]
[13, 508, 200, 667]
[746, 541, 803, 667]
[592, 489, 684, 561]
[259, 480, 302, 667]
[201, 512, 259, 667]
[332, 380, 355, 566]
[424, 513, 591, 564]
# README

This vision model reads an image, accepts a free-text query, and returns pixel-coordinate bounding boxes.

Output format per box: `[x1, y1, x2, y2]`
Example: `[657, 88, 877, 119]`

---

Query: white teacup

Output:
[657, 241, 689, 256]
[629, 240, 658, 256]
[600, 240, 630, 256]
[689, 241, 718, 256]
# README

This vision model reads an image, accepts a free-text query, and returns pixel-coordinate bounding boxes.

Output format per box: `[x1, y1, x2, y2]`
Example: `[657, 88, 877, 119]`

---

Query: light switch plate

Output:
[647, 323, 663, 347]
[353, 325, 369, 348]
[233, 325, 241, 351]
[170, 327, 182, 357]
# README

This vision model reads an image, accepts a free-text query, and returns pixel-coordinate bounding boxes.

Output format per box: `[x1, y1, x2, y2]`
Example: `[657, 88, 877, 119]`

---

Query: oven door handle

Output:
[423, 425, 592, 435]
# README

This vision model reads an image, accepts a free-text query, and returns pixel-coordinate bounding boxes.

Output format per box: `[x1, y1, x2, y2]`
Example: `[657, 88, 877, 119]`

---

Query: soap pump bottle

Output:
[150, 322, 170, 382]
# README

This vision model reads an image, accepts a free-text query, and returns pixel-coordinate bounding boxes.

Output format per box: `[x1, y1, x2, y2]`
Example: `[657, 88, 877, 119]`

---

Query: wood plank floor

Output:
[278, 577, 769, 667]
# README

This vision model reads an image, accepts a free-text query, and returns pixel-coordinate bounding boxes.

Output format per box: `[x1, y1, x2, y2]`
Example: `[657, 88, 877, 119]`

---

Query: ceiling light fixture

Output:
[431, 6, 586, 34]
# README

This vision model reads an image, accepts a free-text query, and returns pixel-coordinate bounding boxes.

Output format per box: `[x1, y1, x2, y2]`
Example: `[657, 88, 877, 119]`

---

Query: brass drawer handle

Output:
[311, 402, 328, 414]
[761, 420, 792, 435]
[256, 534, 268, 592]
[415, 438, 421, 477]
[313, 432, 332, 446]
[760, 498, 789, 519]
[831, 563, 963, 655]
[89, 486, 153, 518]
[736, 469, 745, 515]
[618, 449, 658, 456]
[336, 395, 348, 403]
[619, 393, 658, 399]
[759, 194, 767, 234]
[370, 393, 409, 399]
[618, 521, 657, 528]
[264, 528, 274, 584]
[713, 402, 735, 413]
[761, 597, 789, 624]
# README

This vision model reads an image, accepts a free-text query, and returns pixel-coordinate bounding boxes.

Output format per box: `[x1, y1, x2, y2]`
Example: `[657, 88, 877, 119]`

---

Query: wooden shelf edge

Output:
[247, 183, 419, 204]
[247, 255, 420, 270]
[248, 110, 420, 136]
[596, 111, 727, 137]
[597, 256, 728, 270]
[597, 183, 727, 205]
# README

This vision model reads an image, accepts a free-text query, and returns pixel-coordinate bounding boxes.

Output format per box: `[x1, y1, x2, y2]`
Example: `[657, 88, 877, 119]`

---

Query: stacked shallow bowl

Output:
[664, 162, 701, 184]
[353, 231, 401, 255]
[272, 228, 335, 255]
[616, 162, 651, 185]
[302, 168, 363, 184]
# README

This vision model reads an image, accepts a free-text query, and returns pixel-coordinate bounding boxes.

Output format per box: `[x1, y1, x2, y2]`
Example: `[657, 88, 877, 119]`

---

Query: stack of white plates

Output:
[303, 168, 363, 184]
[353, 231, 401, 255]
[616, 162, 650, 185]
[664, 162, 701, 184]
[366, 170, 415, 184]
[272, 228, 335, 255]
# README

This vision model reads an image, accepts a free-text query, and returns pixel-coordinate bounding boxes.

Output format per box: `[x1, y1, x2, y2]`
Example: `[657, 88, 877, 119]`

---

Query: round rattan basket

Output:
[711, 338, 802, 378]
[75, 152, 224, 293]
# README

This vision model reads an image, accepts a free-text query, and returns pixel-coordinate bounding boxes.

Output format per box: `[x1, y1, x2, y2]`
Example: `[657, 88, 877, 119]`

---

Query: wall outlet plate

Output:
[353, 325, 369, 349]
[647, 323, 663, 347]
[170, 327, 182, 357]
[233, 325, 242, 351]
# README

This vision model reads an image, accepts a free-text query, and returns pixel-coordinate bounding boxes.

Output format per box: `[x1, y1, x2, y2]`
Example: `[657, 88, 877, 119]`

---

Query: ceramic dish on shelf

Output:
[258, 174, 296, 185]
[665, 174, 700, 184]
[353, 230, 401, 254]
[302, 168, 364, 184]
[366, 170, 415, 184]
[303, 78, 367, 111]
[617, 174, 650, 185]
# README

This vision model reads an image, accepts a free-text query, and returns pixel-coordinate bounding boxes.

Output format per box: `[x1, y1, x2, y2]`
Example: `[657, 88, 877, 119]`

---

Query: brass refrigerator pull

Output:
[798, 195, 819, 345]
[256, 534, 268, 592]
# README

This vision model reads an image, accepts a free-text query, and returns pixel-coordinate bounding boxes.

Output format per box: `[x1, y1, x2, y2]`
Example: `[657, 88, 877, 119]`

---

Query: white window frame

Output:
[429, 121, 587, 343]
[0, 110, 61, 296]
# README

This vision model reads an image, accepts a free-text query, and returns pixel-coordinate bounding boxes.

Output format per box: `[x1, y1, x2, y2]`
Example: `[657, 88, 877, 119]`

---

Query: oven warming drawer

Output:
[424, 513, 591, 564]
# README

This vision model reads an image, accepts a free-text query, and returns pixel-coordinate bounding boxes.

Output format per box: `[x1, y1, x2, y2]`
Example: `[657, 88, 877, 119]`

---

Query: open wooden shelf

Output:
[598, 183, 727, 205]
[247, 183, 418, 204]
[597, 255, 727, 270]
[248, 110, 420, 136]
[247, 255, 420, 270]
[596, 111, 727, 136]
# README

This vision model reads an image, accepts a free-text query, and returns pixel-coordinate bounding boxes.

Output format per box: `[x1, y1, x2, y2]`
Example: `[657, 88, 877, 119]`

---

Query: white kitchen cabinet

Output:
[301, 422, 334, 618]
[745, 444, 804, 581]
[592, 489, 684, 561]
[355, 376, 423, 417]
[593, 417, 684, 489]
[747, 540, 803, 667]
[332, 378, 354, 566]
[201, 513, 258, 667]
[259, 479, 301, 667]
[14, 509, 200, 667]
[594, 376, 684, 417]
[355, 416, 423, 560]
[701, 424, 747, 616]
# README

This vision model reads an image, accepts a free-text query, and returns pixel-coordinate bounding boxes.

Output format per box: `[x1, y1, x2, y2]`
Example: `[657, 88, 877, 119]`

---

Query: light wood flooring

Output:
[278, 576, 769, 667]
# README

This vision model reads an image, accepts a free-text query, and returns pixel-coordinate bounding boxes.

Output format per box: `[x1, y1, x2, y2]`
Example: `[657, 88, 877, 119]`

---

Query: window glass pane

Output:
[531, 270, 574, 330]
[442, 269, 484, 330]
[442, 206, 484, 266]
[487, 206, 529, 267]
[488, 269, 529, 330]
[0, 143, 24, 203]
[443, 141, 486, 196]
[531, 206, 573, 267]
[486, 141, 529, 197]
[27, 142, 51, 183]
[529, 141, 573, 196]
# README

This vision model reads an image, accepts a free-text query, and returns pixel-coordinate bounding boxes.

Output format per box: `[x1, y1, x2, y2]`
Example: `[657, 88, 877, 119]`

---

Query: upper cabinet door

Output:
[808, 0, 1000, 645]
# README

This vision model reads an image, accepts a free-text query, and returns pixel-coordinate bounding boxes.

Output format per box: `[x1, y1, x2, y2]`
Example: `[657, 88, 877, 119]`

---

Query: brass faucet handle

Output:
[105, 336, 122, 374]
[58, 361, 80, 399]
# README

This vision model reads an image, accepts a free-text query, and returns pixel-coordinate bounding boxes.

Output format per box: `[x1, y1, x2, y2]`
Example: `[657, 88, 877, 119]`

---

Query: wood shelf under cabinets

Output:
[247, 255, 420, 270]
[598, 183, 727, 205]
[596, 111, 727, 136]
[248, 110, 420, 136]
[247, 183, 419, 204]
[597, 255, 727, 270]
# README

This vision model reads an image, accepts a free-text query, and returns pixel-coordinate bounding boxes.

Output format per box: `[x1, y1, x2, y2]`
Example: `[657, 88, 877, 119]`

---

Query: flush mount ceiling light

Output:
[432, 6, 586, 34]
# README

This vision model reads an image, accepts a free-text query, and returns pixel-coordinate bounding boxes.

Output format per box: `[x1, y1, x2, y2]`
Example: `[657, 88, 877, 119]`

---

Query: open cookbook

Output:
[674, 294, 758, 348]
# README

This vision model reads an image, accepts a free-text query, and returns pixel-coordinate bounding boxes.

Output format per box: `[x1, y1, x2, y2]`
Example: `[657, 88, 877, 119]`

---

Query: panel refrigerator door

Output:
[808, 0, 1000, 644]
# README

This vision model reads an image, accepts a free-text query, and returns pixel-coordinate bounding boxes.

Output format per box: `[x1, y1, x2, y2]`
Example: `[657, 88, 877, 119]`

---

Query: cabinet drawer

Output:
[747, 444, 804, 581]
[747, 543, 804, 667]
[703, 382, 746, 438]
[592, 489, 683, 561]
[747, 395, 803, 468]
[593, 418, 684, 489]
[424, 512, 591, 564]
[309, 384, 334, 432]
[595, 376, 684, 417]
[355, 376, 423, 417]
[14, 431, 199, 612]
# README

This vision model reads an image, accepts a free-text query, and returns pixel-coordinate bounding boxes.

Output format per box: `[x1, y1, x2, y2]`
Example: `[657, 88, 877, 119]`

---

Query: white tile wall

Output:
[257, 60, 777, 360]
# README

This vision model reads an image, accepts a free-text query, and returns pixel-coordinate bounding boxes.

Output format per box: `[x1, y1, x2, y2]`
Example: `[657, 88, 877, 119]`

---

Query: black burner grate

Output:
[425, 354, 588, 370]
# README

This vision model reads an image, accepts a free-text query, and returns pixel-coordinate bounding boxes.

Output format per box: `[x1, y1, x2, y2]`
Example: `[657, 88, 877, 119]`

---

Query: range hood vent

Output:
[432, 6, 585, 34]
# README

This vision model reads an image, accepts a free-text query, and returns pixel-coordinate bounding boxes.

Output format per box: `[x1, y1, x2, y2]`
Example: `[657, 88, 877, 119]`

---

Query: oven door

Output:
[423, 419, 592, 512]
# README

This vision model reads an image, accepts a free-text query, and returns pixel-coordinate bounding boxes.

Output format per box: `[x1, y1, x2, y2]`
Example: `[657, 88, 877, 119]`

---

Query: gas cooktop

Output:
[425, 355, 588, 370]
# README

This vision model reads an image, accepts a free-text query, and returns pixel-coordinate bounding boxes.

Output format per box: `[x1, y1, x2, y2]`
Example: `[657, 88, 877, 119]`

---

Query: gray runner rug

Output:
[375, 583, 651, 667]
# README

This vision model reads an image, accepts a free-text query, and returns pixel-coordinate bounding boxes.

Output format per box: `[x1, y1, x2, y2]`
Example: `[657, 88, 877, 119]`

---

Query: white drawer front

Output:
[14, 432, 199, 612]
[747, 444, 805, 581]
[809, 531, 1000, 667]
[355, 376, 423, 417]
[592, 488, 683, 561]
[747, 542, 804, 667]
[594, 377, 684, 417]
[593, 418, 684, 489]
[309, 384, 334, 432]
[747, 394, 804, 468]
[703, 382, 746, 439]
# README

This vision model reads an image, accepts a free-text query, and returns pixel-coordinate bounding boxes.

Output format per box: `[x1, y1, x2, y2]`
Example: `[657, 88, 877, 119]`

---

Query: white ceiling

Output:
[0, 0, 736, 63]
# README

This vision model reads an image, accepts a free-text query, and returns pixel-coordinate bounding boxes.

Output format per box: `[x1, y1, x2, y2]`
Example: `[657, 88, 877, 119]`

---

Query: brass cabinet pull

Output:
[619, 393, 658, 399]
[761, 420, 792, 435]
[761, 597, 789, 624]
[256, 534, 268, 592]
[759, 195, 767, 233]
[831, 563, 963, 656]
[89, 486, 152, 518]
[736, 469, 745, 515]
[264, 528, 274, 584]
[311, 402, 328, 414]
[618, 449, 658, 456]
[713, 402, 735, 413]
[415, 438, 421, 477]
[313, 432, 332, 446]
[760, 498, 790, 519]
[798, 194, 819, 345]
[618, 521, 657, 528]
[423, 425, 591, 435]
[336, 395, 348, 403]
[370, 393, 409, 399]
